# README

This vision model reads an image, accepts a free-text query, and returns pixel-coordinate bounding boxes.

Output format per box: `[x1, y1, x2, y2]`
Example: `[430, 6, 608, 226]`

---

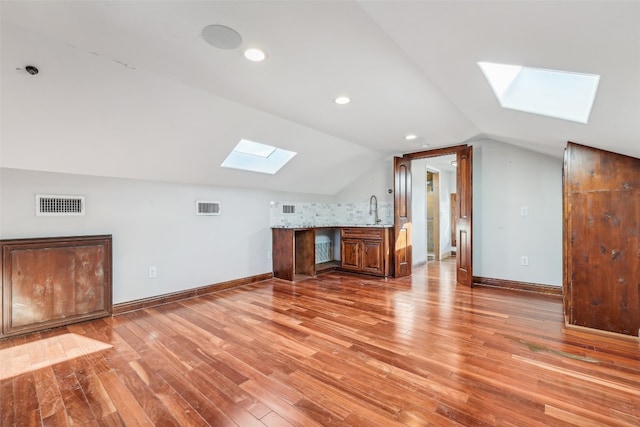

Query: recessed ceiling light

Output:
[334, 96, 351, 105]
[244, 48, 266, 62]
[202, 25, 243, 50]
[405, 134, 417, 141]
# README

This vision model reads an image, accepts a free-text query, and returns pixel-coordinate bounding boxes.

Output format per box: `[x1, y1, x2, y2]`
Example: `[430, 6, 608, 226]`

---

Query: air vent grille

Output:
[283, 205, 295, 214]
[36, 194, 85, 216]
[196, 201, 221, 216]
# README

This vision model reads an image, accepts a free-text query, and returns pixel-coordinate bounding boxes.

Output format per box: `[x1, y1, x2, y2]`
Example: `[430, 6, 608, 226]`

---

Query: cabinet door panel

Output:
[362, 240, 384, 274]
[2, 235, 112, 338]
[341, 239, 360, 270]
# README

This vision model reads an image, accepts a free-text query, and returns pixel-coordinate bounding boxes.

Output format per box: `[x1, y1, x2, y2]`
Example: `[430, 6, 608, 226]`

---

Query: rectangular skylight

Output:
[221, 139, 296, 174]
[478, 62, 600, 124]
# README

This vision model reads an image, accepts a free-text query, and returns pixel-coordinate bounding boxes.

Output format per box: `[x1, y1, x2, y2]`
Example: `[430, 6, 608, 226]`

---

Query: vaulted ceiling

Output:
[2, 1, 638, 195]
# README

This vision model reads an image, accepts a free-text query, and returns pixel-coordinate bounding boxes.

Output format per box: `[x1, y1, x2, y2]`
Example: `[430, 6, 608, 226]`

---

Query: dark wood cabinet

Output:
[563, 142, 639, 337]
[272, 228, 316, 281]
[340, 238, 361, 271]
[272, 227, 392, 281]
[340, 228, 390, 277]
[1, 235, 112, 338]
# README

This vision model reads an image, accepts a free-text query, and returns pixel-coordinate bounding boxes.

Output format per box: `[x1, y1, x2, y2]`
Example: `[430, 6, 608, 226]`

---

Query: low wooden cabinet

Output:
[272, 227, 392, 281]
[340, 228, 391, 277]
[1, 235, 112, 338]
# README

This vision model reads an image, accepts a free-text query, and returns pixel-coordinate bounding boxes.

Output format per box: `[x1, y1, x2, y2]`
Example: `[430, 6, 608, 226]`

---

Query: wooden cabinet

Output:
[272, 227, 392, 281]
[272, 228, 315, 281]
[563, 143, 639, 336]
[340, 228, 390, 277]
[1, 235, 112, 338]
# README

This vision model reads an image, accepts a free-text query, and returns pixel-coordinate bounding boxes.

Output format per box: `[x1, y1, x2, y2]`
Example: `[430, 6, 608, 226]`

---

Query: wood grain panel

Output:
[456, 145, 473, 287]
[564, 142, 640, 336]
[2, 235, 112, 338]
[272, 228, 295, 281]
[394, 156, 412, 277]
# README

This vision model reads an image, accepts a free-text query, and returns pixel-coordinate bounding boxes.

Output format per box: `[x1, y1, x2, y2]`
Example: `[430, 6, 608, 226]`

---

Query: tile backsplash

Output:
[270, 201, 393, 228]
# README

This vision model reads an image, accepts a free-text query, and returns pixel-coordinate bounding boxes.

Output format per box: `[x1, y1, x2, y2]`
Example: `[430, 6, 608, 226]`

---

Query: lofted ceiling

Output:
[1, 1, 638, 195]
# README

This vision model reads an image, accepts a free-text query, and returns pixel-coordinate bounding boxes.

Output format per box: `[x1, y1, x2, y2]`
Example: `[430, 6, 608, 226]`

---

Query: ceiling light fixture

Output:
[405, 134, 417, 141]
[244, 48, 266, 62]
[334, 96, 351, 105]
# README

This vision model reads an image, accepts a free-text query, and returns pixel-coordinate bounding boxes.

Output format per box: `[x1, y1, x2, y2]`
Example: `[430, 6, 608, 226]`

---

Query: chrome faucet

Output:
[369, 195, 381, 224]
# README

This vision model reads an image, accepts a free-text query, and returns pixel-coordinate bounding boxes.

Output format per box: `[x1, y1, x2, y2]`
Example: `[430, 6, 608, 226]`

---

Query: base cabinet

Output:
[340, 228, 390, 277]
[272, 227, 392, 281]
[340, 239, 361, 271]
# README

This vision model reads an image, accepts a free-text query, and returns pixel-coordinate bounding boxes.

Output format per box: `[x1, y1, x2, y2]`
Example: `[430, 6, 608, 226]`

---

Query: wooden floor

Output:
[2, 259, 640, 426]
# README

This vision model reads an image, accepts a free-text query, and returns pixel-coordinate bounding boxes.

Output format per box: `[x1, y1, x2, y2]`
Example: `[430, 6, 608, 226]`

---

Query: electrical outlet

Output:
[520, 256, 529, 266]
[148, 266, 157, 278]
[520, 206, 529, 216]
[267, 251, 272, 260]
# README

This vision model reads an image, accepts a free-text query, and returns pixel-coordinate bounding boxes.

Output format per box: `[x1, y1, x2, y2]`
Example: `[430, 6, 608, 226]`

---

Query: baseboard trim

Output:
[113, 272, 273, 315]
[473, 276, 563, 297]
[564, 322, 639, 342]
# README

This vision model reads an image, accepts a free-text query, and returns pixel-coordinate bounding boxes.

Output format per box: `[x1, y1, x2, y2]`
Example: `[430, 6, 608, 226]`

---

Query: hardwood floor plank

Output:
[12, 372, 41, 427]
[51, 360, 97, 425]
[1, 260, 639, 425]
[97, 369, 154, 426]
[133, 359, 210, 427]
[32, 366, 66, 419]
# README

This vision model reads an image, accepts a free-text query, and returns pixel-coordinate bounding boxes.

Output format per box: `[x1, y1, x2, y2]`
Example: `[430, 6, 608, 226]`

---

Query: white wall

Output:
[471, 139, 562, 286]
[0, 168, 330, 304]
[1, 137, 563, 306]
[333, 158, 394, 206]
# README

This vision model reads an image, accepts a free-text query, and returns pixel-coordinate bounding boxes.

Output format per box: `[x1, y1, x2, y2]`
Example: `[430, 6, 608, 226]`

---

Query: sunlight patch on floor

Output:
[0, 333, 112, 380]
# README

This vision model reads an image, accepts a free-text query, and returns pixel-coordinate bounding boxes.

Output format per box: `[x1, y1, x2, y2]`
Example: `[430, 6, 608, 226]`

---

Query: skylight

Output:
[221, 139, 296, 174]
[478, 62, 600, 124]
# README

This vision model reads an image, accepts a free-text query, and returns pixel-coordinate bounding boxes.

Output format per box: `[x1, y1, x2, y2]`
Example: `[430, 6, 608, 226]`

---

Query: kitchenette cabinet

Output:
[272, 226, 392, 281]
[340, 228, 390, 277]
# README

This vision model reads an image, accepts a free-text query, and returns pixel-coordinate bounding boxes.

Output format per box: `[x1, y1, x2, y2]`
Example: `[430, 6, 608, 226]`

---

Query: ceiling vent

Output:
[196, 201, 221, 216]
[36, 194, 85, 216]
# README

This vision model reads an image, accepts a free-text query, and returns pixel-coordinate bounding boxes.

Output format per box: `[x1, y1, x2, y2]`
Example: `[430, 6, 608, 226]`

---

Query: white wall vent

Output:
[283, 204, 295, 214]
[196, 200, 221, 216]
[36, 194, 85, 216]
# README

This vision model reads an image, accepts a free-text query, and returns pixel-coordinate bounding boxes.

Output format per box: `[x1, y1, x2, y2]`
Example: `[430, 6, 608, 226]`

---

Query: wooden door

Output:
[450, 193, 457, 248]
[394, 156, 412, 277]
[362, 240, 384, 274]
[341, 239, 361, 271]
[456, 146, 473, 287]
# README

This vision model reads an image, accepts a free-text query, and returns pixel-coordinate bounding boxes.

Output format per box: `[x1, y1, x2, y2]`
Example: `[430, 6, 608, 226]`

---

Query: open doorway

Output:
[410, 154, 457, 267]
[394, 144, 471, 286]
